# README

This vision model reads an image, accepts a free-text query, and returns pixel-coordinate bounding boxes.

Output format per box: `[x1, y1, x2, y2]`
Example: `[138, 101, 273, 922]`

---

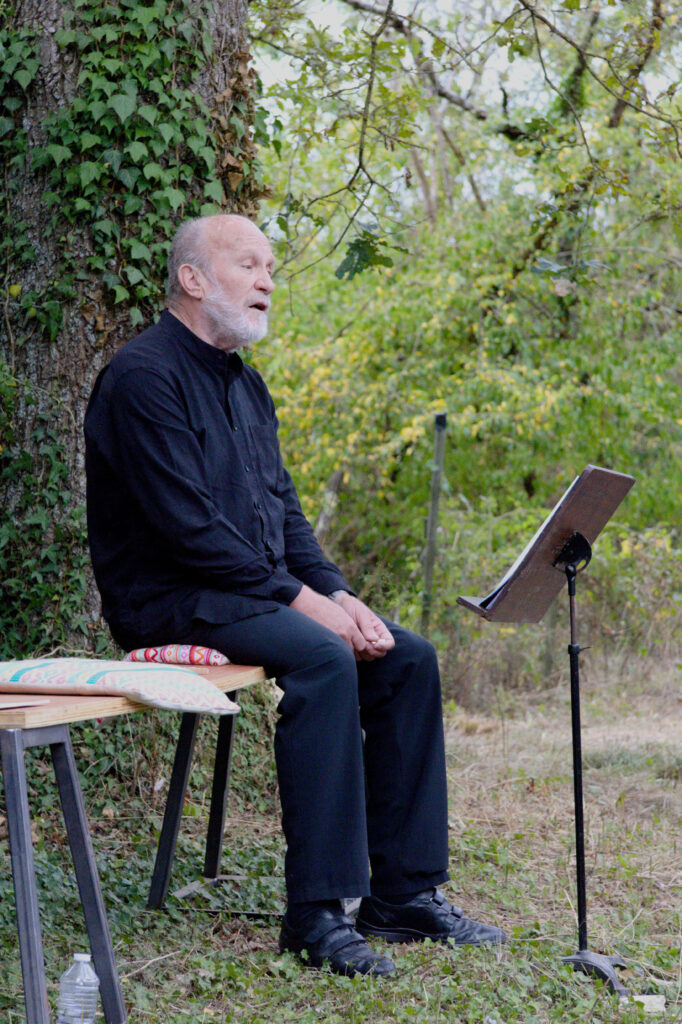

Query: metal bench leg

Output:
[51, 730, 127, 1024]
[0, 728, 51, 1024]
[147, 712, 200, 909]
[203, 693, 239, 879]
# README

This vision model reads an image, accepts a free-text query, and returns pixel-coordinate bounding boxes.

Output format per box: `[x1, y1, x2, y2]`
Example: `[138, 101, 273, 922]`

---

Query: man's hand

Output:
[330, 592, 395, 661]
[290, 585, 369, 657]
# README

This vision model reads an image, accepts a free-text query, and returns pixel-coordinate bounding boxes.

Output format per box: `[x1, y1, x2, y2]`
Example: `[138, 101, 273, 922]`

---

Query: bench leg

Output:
[0, 728, 51, 1024]
[51, 731, 127, 1024]
[147, 712, 200, 909]
[203, 693, 239, 879]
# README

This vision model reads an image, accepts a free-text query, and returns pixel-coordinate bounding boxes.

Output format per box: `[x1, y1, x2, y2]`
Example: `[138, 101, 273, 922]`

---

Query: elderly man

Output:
[84, 215, 506, 977]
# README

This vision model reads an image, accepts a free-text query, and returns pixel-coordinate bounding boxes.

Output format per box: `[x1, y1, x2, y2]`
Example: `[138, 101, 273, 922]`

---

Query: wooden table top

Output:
[0, 664, 267, 730]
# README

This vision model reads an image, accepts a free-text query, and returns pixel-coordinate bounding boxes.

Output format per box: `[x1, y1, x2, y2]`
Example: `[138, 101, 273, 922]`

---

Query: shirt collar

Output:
[160, 309, 244, 375]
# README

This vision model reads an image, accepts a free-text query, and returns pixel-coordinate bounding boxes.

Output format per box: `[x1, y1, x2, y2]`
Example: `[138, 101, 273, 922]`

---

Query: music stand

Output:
[458, 465, 635, 995]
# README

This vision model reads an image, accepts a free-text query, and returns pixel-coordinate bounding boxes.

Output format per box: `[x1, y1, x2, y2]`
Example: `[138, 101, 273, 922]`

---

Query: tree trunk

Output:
[0, 0, 259, 655]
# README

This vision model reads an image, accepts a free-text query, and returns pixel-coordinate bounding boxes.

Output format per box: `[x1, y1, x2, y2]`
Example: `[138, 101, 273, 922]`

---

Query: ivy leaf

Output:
[203, 179, 224, 203]
[113, 284, 130, 304]
[109, 93, 137, 124]
[14, 64, 38, 90]
[158, 123, 176, 145]
[101, 148, 122, 173]
[79, 161, 102, 187]
[335, 232, 395, 281]
[45, 144, 72, 166]
[138, 105, 158, 125]
[0, 117, 14, 137]
[128, 239, 152, 262]
[164, 187, 185, 211]
[126, 140, 149, 163]
[124, 265, 144, 285]
[88, 100, 108, 123]
[118, 166, 140, 189]
[54, 29, 78, 46]
[142, 162, 164, 181]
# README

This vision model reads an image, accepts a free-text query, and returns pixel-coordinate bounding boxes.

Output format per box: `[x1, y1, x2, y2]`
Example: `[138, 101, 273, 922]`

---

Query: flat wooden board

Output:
[0, 664, 267, 729]
[457, 465, 635, 623]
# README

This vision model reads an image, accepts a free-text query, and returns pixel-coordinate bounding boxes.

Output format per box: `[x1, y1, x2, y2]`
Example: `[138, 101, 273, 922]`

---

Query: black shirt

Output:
[84, 310, 349, 648]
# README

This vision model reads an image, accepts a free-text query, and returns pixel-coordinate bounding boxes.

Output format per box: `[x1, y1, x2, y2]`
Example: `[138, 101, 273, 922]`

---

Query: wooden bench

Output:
[0, 663, 267, 1024]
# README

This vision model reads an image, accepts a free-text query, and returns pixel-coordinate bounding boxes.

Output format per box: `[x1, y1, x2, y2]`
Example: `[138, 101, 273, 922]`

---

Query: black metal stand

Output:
[1, 724, 127, 1024]
[554, 532, 627, 997]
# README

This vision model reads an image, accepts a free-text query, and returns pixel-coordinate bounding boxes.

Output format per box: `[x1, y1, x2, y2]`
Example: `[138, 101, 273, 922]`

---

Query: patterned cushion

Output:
[0, 659, 238, 715]
[124, 644, 228, 666]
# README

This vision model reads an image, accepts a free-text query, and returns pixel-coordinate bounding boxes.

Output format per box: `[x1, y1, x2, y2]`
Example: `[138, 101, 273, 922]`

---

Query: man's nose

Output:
[256, 269, 274, 293]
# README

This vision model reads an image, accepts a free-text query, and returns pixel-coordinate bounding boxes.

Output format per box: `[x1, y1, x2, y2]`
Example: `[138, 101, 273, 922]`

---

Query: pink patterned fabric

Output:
[124, 644, 228, 666]
[0, 659, 238, 715]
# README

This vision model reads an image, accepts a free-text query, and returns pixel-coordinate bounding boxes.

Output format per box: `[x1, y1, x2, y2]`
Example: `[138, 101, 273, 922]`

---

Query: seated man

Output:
[84, 214, 506, 977]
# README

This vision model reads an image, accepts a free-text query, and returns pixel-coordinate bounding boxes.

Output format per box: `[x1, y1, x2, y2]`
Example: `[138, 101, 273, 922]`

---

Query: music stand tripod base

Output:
[562, 951, 628, 996]
[554, 531, 628, 998]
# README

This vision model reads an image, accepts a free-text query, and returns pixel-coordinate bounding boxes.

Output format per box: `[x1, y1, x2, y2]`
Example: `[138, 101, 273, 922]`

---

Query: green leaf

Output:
[158, 123, 176, 145]
[126, 140, 149, 163]
[335, 232, 394, 281]
[79, 131, 101, 150]
[14, 65, 37, 90]
[54, 29, 79, 47]
[138, 104, 158, 125]
[128, 239, 152, 261]
[203, 179, 224, 203]
[164, 187, 185, 211]
[124, 265, 144, 285]
[79, 161, 102, 187]
[101, 148, 122, 173]
[88, 99, 108, 123]
[109, 92, 137, 123]
[113, 285, 130, 304]
[142, 161, 164, 181]
[117, 166, 140, 189]
[432, 36, 446, 60]
[44, 144, 72, 166]
[123, 194, 143, 215]
[0, 117, 13, 137]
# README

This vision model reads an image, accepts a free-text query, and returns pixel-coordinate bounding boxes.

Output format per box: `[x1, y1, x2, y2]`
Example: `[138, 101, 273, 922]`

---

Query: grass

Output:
[0, 658, 680, 1022]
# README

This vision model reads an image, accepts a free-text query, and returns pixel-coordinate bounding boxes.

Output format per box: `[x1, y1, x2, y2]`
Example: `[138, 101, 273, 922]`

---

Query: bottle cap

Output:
[74, 953, 92, 962]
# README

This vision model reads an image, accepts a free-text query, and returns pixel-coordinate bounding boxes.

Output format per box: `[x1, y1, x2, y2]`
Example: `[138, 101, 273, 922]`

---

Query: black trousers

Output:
[178, 607, 450, 903]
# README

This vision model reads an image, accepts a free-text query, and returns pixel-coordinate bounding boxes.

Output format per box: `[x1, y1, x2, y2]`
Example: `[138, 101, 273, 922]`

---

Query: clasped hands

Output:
[290, 585, 395, 661]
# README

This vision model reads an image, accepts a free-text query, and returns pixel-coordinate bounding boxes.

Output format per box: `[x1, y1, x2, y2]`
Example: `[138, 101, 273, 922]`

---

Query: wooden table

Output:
[0, 663, 266, 1024]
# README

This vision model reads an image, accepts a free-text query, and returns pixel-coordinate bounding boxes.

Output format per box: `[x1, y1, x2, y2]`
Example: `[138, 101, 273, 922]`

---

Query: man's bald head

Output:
[165, 214, 275, 351]
[166, 214, 264, 301]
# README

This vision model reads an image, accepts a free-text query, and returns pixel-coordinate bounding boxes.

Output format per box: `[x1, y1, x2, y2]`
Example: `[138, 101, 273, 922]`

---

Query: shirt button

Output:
[244, 464, 250, 472]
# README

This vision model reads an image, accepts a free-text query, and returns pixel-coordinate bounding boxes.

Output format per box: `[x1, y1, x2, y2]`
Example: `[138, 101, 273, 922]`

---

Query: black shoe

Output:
[279, 906, 396, 977]
[356, 888, 507, 946]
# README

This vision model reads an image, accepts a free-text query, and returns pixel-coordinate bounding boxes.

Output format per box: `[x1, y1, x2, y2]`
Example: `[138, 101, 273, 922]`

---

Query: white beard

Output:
[202, 291, 268, 351]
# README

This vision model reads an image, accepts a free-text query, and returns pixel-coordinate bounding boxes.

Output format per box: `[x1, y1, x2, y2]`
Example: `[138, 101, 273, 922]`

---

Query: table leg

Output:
[147, 712, 200, 909]
[51, 730, 127, 1023]
[203, 694, 239, 878]
[0, 728, 51, 1024]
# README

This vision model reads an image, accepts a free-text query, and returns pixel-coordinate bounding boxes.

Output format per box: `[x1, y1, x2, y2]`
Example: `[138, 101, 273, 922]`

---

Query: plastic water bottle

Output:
[56, 953, 99, 1024]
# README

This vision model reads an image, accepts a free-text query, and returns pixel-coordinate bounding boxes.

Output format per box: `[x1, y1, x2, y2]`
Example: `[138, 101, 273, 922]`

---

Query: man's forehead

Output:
[205, 216, 272, 258]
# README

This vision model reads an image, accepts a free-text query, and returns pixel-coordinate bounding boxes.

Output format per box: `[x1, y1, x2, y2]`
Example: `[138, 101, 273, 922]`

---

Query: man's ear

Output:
[177, 263, 208, 299]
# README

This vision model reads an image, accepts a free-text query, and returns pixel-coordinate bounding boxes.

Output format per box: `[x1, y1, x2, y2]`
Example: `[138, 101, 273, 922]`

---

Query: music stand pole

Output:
[555, 532, 627, 996]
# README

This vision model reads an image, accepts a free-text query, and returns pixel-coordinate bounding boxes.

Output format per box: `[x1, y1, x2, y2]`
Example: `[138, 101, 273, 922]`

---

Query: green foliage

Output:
[334, 229, 402, 280]
[0, 1, 277, 654]
[0, 362, 90, 657]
